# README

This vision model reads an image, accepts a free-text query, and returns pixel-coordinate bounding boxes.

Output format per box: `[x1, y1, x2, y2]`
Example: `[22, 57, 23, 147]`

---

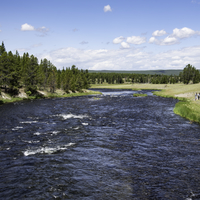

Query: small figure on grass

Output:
[195, 93, 198, 101]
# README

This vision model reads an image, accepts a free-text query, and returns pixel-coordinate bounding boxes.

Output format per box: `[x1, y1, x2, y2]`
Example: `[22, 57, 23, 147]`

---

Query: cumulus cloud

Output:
[162, 36, 178, 45]
[21, 23, 49, 36]
[21, 23, 35, 31]
[149, 37, 158, 44]
[152, 29, 167, 37]
[38, 45, 200, 71]
[172, 27, 199, 38]
[149, 36, 178, 45]
[127, 36, 146, 45]
[149, 27, 200, 46]
[121, 42, 130, 49]
[113, 36, 125, 44]
[104, 5, 112, 12]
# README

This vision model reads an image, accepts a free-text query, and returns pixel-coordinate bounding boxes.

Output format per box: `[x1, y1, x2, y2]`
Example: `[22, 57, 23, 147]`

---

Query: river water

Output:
[0, 89, 200, 200]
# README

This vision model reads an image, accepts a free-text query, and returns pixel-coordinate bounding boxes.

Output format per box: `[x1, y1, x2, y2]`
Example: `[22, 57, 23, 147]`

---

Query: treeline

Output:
[0, 42, 89, 96]
[88, 72, 179, 84]
[88, 64, 200, 85]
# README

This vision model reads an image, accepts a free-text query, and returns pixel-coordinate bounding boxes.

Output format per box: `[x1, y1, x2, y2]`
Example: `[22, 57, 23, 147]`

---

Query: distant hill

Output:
[88, 70, 183, 76]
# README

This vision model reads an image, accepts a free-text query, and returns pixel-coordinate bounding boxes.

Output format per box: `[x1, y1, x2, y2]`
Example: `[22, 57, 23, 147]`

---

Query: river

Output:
[0, 89, 200, 200]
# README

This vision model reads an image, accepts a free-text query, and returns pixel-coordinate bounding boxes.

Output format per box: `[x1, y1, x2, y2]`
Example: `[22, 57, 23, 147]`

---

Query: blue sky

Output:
[1, 0, 200, 70]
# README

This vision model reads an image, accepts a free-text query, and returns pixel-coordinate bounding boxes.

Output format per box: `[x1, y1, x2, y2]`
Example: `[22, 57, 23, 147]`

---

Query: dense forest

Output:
[0, 42, 89, 96]
[1, 41, 199, 97]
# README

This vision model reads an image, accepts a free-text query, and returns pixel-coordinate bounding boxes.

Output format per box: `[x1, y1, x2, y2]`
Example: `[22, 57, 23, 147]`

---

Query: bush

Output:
[25, 85, 37, 96]
[26, 91, 32, 96]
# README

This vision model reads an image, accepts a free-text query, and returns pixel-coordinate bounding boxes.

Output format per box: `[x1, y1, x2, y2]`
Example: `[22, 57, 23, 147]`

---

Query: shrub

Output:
[26, 91, 32, 96]
[25, 85, 37, 96]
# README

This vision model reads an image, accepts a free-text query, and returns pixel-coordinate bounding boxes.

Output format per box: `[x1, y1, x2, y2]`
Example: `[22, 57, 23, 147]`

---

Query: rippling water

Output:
[0, 89, 200, 200]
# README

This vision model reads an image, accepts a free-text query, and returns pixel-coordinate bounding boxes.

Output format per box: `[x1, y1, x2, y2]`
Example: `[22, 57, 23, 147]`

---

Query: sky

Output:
[1, 0, 200, 71]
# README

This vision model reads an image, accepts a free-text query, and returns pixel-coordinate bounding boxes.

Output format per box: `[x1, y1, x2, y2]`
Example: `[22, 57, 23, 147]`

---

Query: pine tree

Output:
[24, 55, 39, 94]
[48, 66, 57, 93]
[0, 42, 6, 56]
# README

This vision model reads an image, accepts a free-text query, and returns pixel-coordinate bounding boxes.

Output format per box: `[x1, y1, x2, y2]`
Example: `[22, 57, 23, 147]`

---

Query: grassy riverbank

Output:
[91, 83, 200, 123]
[0, 89, 101, 106]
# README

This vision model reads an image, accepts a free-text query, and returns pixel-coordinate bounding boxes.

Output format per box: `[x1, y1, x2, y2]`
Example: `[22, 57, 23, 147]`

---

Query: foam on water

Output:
[22, 140, 40, 144]
[82, 123, 88, 126]
[34, 132, 42, 135]
[58, 113, 88, 119]
[12, 126, 23, 131]
[74, 127, 80, 130]
[52, 131, 60, 135]
[23, 143, 75, 156]
[20, 121, 38, 124]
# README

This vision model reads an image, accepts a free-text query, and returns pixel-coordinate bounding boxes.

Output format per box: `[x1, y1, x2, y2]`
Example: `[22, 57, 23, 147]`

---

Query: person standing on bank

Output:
[195, 93, 198, 101]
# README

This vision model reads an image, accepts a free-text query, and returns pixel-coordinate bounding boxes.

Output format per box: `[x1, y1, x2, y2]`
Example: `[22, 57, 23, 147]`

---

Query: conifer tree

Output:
[0, 42, 6, 56]
[48, 66, 57, 93]
[24, 55, 39, 94]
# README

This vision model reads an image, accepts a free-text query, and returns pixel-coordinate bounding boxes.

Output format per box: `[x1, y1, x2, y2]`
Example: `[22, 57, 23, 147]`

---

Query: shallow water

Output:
[0, 89, 200, 200]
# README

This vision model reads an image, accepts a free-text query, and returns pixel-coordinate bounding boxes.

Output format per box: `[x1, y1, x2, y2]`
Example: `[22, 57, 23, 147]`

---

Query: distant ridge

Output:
[88, 70, 183, 76]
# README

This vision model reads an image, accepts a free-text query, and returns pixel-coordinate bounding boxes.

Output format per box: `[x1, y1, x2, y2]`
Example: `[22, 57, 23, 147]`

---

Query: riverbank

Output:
[0, 88, 101, 106]
[91, 83, 200, 123]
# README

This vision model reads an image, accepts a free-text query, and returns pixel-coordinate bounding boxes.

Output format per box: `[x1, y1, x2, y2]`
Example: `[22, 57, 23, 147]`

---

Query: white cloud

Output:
[113, 36, 125, 44]
[104, 5, 112, 12]
[21, 23, 35, 31]
[150, 27, 200, 46]
[162, 36, 178, 45]
[149, 37, 158, 44]
[38, 45, 200, 71]
[21, 24, 49, 36]
[172, 27, 198, 38]
[152, 29, 167, 37]
[121, 42, 130, 49]
[149, 36, 178, 45]
[127, 36, 146, 45]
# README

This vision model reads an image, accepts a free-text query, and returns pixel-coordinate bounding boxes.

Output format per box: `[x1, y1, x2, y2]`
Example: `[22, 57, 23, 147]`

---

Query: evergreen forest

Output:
[0, 41, 199, 97]
[0, 42, 89, 96]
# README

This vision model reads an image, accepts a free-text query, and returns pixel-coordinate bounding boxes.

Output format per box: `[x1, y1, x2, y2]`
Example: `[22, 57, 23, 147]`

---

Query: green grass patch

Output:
[133, 93, 147, 97]
[174, 100, 200, 123]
